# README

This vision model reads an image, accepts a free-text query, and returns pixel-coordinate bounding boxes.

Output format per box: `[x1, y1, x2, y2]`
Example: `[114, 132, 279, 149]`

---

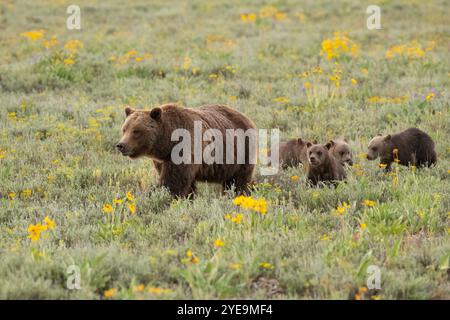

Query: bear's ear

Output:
[384, 134, 391, 141]
[325, 141, 333, 150]
[150, 107, 162, 120]
[297, 138, 303, 145]
[306, 142, 312, 148]
[125, 106, 134, 117]
[312, 139, 318, 144]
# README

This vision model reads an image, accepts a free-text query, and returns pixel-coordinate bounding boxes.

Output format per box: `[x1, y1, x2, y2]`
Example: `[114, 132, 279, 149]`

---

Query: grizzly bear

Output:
[328, 139, 353, 166]
[366, 127, 436, 171]
[116, 104, 257, 197]
[267, 138, 311, 170]
[306, 142, 346, 186]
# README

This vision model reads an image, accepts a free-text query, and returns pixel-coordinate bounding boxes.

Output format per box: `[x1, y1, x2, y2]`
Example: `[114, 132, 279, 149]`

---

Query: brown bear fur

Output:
[306, 142, 346, 186]
[117, 103, 257, 197]
[367, 127, 436, 171]
[267, 138, 312, 170]
[328, 138, 353, 166]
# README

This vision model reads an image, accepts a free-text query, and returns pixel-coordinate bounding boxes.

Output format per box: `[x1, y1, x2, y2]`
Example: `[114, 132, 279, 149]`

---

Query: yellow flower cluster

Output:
[21, 29, 45, 41]
[367, 96, 408, 105]
[259, 262, 274, 269]
[103, 191, 136, 215]
[334, 201, 350, 216]
[240, 5, 288, 23]
[385, 40, 434, 59]
[224, 211, 243, 224]
[110, 50, 152, 65]
[0, 148, 7, 160]
[64, 39, 84, 54]
[182, 249, 199, 264]
[362, 199, 376, 207]
[27, 216, 56, 242]
[233, 195, 267, 215]
[320, 32, 359, 60]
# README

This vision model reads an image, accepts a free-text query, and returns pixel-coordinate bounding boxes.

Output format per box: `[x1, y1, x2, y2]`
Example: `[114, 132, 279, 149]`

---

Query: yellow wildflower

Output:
[128, 203, 136, 215]
[103, 288, 117, 299]
[228, 263, 241, 270]
[64, 39, 83, 53]
[362, 200, 376, 207]
[43, 216, 55, 230]
[63, 59, 75, 65]
[259, 262, 274, 269]
[27, 223, 48, 242]
[214, 239, 225, 248]
[126, 191, 134, 202]
[21, 30, 45, 41]
[102, 204, 114, 213]
[133, 284, 145, 292]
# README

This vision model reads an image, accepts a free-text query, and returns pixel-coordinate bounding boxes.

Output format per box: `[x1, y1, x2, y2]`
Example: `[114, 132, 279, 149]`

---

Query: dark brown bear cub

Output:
[117, 104, 257, 197]
[306, 142, 346, 186]
[367, 127, 437, 171]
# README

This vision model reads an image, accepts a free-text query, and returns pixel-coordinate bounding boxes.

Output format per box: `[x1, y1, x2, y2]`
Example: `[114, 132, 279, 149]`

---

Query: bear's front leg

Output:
[159, 162, 196, 197]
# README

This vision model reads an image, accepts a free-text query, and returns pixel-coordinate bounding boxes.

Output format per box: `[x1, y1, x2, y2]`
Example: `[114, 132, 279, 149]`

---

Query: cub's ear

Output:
[312, 139, 318, 144]
[325, 141, 333, 150]
[306, 142, 312, 148]
[297, 138, 303, 145]
[150, 107, 162, 120]
[125, 106, 135, 117]
[384, 134, 391, 141]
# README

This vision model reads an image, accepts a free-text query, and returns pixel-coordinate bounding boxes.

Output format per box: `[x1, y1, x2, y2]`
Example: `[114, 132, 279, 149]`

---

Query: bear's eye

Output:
[371, 147, 377, 151]
[340, 151, 345, 156]
[133, 130, 141, 136]
[317, 151, 322, 156]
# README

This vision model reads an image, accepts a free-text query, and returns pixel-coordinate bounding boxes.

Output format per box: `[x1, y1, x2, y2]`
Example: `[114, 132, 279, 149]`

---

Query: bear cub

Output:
[367, 127, 436, 171]
[328, 139, 353, 166]
[268, 138, 313, 170]
[306, 142, 346, 186]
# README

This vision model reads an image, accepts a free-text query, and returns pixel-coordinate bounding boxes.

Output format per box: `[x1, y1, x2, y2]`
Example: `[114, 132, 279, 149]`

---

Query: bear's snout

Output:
[116, 142, 127, 154]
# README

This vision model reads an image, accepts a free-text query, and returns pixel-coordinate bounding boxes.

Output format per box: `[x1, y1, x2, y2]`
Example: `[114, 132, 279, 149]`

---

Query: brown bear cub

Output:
[117, 104, 257, 197]
[306, 142, 346, 186]
[367, 127, 436, 171]
[328, 139, 353, 166]
[268, 138, 311, 170]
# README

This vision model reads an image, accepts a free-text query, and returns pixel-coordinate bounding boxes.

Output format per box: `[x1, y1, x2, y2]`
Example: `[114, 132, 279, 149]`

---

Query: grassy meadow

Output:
[0, 0, 449, 299]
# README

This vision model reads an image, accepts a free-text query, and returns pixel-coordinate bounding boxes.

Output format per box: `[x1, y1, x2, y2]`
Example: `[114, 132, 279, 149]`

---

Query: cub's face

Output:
[367, 135, 387, 160]
[116, 107, 161, 159]
[330, 141, 353, 165]
[307, 144, 329, 167]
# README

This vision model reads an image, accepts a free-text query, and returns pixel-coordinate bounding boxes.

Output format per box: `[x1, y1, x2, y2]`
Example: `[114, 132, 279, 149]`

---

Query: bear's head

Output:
[366, 134, 391, 161]
[328, 139, 353, 165]
[116, 106, 162, 159]
[306, 142, 330, 168]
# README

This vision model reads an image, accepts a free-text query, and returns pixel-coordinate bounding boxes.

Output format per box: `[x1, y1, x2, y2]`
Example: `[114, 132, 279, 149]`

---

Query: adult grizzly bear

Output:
[366, 127, 436, 171]
[116, 104, 257, 197]
[306, 142, 346, 186]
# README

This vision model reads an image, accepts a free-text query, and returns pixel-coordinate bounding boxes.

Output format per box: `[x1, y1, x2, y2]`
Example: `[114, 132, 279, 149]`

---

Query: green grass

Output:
[0, 0, 449, 299]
